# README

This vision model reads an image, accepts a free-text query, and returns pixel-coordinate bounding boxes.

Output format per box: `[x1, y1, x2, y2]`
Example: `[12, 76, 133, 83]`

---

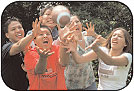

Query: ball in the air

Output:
[51, 5, 71, 27]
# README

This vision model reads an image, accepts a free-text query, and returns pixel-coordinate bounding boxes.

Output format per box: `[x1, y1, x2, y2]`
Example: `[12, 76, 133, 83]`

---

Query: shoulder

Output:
[2, 42, 13, 59]
[121, 53, 132, 63]
[2, 42, 13, 51]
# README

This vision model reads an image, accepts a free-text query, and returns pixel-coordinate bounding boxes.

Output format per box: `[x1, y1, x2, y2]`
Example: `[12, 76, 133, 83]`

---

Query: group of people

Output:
[2, 5, 132, 90]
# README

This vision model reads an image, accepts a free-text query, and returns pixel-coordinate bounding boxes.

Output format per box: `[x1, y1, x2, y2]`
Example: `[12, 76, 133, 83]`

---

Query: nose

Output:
[74, 22, 77, 26]
[15, 28, 21, 32]
[43, 34, 47, 38]
[49, 15, 52, 19]
[113, 35, 118, 40]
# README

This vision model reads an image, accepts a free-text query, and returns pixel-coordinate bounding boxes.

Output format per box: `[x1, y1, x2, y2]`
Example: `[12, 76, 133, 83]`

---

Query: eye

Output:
[118, 35, 123, 38]
[46, 33, 50, 35]
[39, 33, 44, 36]
[76, 20, 80, 23]
[112, 34, 116, 37]
[11, 28, 16, 31]
[18, 26, 23, 29]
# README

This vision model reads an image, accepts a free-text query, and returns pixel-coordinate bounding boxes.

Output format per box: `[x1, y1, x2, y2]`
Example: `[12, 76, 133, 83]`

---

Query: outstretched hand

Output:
[60, 39, 77, 53]
[32, 18, 41, 38]
[83, 22, 96, 37]
[57, 24, 76, 43]
[35, 46, 55, 58]
[85, 35, 101, 50]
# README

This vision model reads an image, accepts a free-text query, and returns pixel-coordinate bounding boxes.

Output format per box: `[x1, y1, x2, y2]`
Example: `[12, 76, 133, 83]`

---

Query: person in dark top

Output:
[2, 17, 39, 90]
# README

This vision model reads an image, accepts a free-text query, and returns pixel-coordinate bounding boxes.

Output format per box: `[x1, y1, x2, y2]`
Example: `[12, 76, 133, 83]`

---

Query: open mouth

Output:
[76, 27, 79, 31]
[16, 34, 22, 37]
[112, 41, 118, 44]
[43, 41, 48, 44]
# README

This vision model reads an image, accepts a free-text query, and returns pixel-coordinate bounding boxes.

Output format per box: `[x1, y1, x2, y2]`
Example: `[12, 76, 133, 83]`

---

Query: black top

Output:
[1, 42, 29, 90]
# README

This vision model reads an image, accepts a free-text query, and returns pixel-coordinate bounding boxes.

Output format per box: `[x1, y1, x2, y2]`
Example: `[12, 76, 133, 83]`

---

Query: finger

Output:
[48, 52, 55, 56]
[37, 21, 41, 31]
[63, 31, 75, 39]
[83, 27, 88, 31]
[86, 22, 90, 29]
[57, 24, 61, 31]
[69, 22, 75, 31]
[44, 50, 51, 54]
[35, 46, 43, 54]
[32, 21, 35, 29]
[90, 22, 92, 29]
[96, 35, 102, 39]
[67, 35, 74, 42]
[39, 16, 43, 21]
[60, 41, 68, 46]
[92, 24, 94, 32]
[66, 48, 71, 53]
[42, 49, 47, 54]
[35, 18, 38, 26]
[70, 24, 76, 31]
[85, 45, 91, 50]
[60, 44, 70, 49]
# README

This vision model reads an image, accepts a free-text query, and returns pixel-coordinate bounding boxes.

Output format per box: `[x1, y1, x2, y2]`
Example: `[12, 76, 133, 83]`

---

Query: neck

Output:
[78, 33, 82, 40]
[109, 48, 123, 56]
[49, 26, 54, 30]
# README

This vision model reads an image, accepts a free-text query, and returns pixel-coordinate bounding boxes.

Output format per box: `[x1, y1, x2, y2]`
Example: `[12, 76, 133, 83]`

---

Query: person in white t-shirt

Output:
[62, 27, 132, 90]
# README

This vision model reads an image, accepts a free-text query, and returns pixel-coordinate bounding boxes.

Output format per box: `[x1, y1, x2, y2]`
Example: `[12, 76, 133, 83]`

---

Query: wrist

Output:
[91, 44, 99, 52]
[93, 33, 98, 38]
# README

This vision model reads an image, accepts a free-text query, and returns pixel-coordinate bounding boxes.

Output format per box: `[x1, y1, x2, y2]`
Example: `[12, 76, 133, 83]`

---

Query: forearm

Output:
[17, 34, 35, 51]
[92, 44, 113, 65]
[59, 46, 70, 66]
[93, 33, 106, 45]
[71, 51, 83, 64]
[71, 51, 93, 64]
[10, 34, 35, 55]
[35, 57, 47, 74]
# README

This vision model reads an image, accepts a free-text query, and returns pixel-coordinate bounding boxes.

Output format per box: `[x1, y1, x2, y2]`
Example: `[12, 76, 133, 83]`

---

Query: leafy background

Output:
[1, 1, 133, 88]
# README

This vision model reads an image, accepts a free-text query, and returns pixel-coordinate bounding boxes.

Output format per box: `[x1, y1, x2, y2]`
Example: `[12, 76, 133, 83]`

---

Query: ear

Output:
[5, 33, 9, 39]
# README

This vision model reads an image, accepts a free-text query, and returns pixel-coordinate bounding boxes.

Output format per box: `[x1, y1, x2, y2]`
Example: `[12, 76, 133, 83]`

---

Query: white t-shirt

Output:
[98, 47, 132, 90]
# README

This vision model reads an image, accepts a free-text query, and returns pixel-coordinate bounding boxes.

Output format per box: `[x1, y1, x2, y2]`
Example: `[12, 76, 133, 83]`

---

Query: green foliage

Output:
[1, 1, 133, 87]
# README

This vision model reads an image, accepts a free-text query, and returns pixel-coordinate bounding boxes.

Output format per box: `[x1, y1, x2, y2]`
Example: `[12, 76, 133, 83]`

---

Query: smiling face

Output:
[41, 9, 56, 29]
[70, 16, 82, 36]
[34, 27, 53, 50]
[111, 30, 126, 50]
[5, 21, 24, 43]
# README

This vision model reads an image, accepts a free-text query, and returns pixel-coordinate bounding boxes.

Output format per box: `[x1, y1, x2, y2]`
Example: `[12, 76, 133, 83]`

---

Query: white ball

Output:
[52, 5, 71, 27]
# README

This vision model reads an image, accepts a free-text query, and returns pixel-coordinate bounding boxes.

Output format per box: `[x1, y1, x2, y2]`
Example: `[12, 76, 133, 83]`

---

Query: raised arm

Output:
[34, 47, 54, 74]
[88, 35, 129, 66]
[83, 22, 106, 44]
[58, 24, 75, 66]
[10, 19, 40, 55]
[61, 38, 98, 64]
